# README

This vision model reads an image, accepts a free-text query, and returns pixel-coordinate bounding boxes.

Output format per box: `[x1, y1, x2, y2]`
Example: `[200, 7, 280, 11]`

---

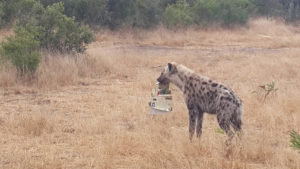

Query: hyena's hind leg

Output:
[230, 107, 243, 138]
[217, 113, 234, 144]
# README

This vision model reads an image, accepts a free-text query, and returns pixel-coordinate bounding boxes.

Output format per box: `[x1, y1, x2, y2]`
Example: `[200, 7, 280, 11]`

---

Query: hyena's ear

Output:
[168, 62, 177, 73]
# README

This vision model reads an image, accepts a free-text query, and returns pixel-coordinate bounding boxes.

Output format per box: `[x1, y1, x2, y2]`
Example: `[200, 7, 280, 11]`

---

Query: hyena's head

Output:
[157, 62, 178, 86]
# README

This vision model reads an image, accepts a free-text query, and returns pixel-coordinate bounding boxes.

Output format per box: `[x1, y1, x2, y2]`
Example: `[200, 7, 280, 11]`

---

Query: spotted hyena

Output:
[157, 62, 243, 141]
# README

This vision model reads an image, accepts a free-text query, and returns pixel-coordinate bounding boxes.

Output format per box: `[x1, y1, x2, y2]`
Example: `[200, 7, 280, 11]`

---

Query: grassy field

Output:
[0, 18, 300, 169]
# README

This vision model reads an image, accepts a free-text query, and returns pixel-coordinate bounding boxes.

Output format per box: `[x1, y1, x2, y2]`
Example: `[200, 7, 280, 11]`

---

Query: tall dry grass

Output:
[93, 18, 300, 49]
[0, 18, 300, 169]
[0, 50, 153, 89]
[0, 52, 111, 89]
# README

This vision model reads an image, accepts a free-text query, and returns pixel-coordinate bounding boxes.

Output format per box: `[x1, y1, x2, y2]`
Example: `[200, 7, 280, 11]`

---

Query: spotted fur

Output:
[157, 62, 243, 141]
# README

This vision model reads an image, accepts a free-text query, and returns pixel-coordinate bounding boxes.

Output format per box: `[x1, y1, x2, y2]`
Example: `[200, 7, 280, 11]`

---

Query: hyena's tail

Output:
[231, 104, 243, 132]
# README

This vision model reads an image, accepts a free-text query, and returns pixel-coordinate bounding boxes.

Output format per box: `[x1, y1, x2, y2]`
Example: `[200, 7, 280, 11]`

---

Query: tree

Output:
[1, 28, 41, 74]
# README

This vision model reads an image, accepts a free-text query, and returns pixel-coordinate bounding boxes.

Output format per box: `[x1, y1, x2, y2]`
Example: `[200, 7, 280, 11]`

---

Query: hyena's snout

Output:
[157, 76, 169, 84]
[157, 75, 164, 83]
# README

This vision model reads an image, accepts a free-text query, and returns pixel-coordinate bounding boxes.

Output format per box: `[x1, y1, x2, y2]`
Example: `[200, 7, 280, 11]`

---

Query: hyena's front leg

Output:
[196, 112, 204, 139]
[188, 109, 197, 141]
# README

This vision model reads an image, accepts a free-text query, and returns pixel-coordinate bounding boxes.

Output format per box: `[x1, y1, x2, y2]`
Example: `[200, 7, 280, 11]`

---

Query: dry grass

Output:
[0, 18, 300, 169]
[94, 18, 300, 49]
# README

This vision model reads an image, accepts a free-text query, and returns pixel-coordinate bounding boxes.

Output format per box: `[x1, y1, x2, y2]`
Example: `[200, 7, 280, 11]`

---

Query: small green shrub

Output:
[1, 28, 41, 74]
[38, 2, 94, 52]
[252, 81, 278, 102]
[16, 1, 94, 53]
[163, 0, 193, 27]
[258, 81, 278, 101]
[290, 130, 300, 152]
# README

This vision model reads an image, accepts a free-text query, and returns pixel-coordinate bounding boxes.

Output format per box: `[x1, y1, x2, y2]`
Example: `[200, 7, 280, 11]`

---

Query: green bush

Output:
[163, 0, 252, 28]
[163, 0, 193, 27]
[1, 28, 41, 74]
[38, 2, 94, 52]
[0, 0, 95, 75]
[192, 0, 220, 26]
[16, 1, 94, 53]
[192, 0, 253, 27]
[290, 130, 300, 152]
[221, 0, 253, 26]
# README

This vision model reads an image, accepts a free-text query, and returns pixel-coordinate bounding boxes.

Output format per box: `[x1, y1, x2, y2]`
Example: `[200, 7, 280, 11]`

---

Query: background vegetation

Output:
[1, 0, 300, 74]
[1, 0, 300, 29]
[290, 130, 300, 152]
